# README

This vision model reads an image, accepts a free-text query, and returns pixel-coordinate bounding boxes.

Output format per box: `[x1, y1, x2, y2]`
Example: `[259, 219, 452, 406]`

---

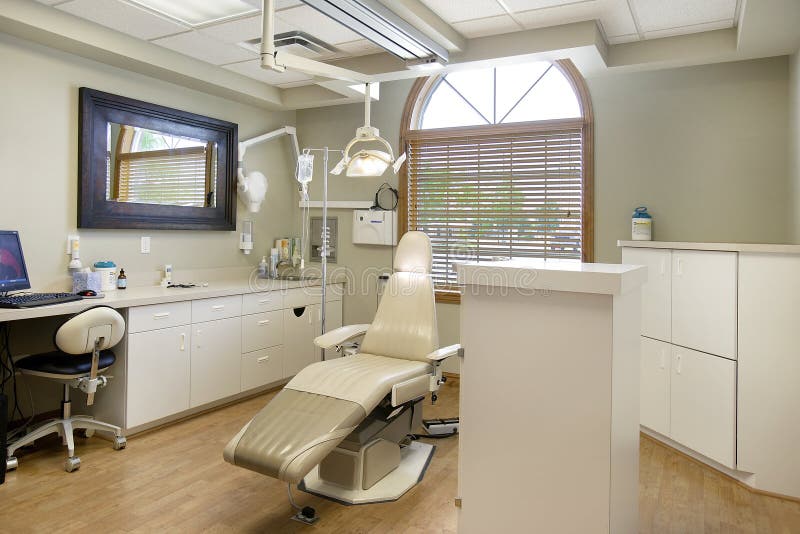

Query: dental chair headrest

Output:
[394, 231, 432, 274]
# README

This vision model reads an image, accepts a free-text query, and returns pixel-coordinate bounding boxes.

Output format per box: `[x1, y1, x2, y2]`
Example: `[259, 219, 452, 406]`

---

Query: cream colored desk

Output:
[455, 259, 645, 534]
[0, 279, 344, 434]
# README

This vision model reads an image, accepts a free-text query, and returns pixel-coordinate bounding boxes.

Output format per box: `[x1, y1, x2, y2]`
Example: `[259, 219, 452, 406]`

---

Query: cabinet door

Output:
[127, 326, 190, 428]
[283, 305, 318, 378]
[191, 317, 242, 407]
[317, 300, 343, 360]
[671, 250, 737, 359]
[670, 346, 736, 468]
[640, 337, 670, 436]
[622, 247, 671, 342]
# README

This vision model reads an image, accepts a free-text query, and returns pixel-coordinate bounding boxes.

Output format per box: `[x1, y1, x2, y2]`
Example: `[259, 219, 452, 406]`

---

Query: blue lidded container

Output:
[632, 207, 652, 241]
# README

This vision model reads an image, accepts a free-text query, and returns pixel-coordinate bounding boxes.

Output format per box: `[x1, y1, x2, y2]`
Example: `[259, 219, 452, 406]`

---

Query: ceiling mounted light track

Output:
[298, 0, 448, 65]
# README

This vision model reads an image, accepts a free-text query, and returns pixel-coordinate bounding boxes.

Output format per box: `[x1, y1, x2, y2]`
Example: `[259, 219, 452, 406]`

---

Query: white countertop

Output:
[618, 240, 800, 254]
[455, 258, 646, 295]
[0, 277, 345, 322]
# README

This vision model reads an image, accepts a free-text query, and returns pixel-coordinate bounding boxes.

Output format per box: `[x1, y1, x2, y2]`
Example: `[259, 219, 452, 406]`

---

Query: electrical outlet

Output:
[141, 236, 151, 254]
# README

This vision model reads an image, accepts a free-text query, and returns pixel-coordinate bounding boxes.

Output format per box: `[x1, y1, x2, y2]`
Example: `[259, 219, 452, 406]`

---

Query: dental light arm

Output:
[237, 126, 300, 212]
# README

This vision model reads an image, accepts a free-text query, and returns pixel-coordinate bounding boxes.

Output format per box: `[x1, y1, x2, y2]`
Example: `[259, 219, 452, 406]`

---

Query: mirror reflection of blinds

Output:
[115, 146, 213, 207]
[406, 120, 584, 289]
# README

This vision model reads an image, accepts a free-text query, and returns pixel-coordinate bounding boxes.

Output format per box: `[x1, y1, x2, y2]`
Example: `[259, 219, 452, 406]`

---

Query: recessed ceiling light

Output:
[128, 0, 259, 27]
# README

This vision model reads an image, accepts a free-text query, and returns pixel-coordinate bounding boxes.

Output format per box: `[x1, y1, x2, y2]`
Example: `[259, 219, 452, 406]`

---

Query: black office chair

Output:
[6, 306, 127, 472]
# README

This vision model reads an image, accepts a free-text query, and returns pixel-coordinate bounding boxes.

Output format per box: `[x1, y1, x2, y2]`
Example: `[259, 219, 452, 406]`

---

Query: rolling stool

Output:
[6, 306, 127, 473]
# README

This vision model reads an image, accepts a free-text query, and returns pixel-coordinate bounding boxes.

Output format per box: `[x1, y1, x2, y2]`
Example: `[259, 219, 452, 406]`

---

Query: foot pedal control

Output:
[423, 418, 459, 436]
[291, 506, 319, 525]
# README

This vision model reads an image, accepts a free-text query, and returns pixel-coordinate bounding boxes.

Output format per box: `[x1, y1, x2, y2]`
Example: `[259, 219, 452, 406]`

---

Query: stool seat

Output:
[16, 350, 116, 378]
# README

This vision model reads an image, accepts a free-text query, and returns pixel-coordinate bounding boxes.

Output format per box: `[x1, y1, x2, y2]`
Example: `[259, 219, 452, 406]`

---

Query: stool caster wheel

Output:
[431, 393, 438, 403]
[78, 428, 95, 439]
[6, 456, 18, 471]
[65, 456, 81, 473]
[441, 376, 447, 383]
[113, 436, 127, 451]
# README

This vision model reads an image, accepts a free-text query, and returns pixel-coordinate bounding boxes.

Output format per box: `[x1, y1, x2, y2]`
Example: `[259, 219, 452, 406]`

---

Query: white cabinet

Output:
[127, 325, 191, 428]
[671, 250, 737, 359]
[190, 317, 242, 407]
[670, 346, 736, 468]
[622, 248, 671, 342]
[283, 305, 318, 377]
[241, 346, 284, 391]
[640, 337, 670, 436]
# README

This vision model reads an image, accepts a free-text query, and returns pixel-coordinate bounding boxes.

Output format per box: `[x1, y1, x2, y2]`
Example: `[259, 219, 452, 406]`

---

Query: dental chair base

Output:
[299, 396, 435, 504]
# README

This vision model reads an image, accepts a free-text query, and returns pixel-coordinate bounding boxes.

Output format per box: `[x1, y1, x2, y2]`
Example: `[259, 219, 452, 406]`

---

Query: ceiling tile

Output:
[152, 31, 258, 65]
[57, 0, 189, 40]
[199, 14, 296, 44]
[275, 5, 363, 44]
[418, 0, 506, 24]
[452, 14, 522, 38]
[631, 0, 737, 32]
[643, 19, 734, 40]
[224, 59, 313, 85]
[335, 39, 384, 57]
[598, 0, 637, 39]
[502, 0, 592, 12]
[512, 2, 598, 30]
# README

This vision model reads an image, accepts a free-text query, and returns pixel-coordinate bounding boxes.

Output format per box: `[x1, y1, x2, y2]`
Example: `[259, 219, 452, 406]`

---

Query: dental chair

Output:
[224, 231, 460, 521]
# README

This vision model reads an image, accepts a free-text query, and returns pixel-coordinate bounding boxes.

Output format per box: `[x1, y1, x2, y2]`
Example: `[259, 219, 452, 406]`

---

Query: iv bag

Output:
[297, 153, 314, 184]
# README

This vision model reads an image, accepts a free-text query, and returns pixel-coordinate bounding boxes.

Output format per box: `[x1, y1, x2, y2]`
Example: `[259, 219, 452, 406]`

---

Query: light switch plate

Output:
[141, 236, 151, 254]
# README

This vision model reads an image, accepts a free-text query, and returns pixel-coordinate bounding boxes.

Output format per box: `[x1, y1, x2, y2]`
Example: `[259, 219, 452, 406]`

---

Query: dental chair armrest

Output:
[314, 324, 371, 349]
[426, 344, 462, 363]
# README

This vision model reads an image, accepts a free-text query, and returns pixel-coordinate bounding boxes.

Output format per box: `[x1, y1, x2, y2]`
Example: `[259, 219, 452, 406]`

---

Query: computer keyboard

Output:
[0, 292, 83, 309]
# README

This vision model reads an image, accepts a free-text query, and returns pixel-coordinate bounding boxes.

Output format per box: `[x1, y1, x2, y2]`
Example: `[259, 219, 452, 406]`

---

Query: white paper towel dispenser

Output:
[353, 209, 397, 246]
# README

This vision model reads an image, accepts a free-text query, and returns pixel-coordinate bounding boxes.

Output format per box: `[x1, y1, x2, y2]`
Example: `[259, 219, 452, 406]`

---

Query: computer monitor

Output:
[0, 231, 31, 293]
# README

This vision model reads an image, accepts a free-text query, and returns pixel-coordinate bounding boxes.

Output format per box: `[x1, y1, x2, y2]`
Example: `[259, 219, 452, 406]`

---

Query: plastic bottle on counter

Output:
[258, 256, 268, 278]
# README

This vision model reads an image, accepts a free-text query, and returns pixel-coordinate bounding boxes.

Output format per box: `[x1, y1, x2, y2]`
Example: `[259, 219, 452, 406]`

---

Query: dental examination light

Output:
[330, 83, 406, 177]
[238, 125, 301, 212]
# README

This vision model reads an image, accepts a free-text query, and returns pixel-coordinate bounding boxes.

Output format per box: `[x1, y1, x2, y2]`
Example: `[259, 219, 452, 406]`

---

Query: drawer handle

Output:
[258, 298, 272, 304]
[153, 312, 170, 319]
[676, 258, 683, 276]
[212, 305, 225, 311]
[258, 319, 271, 325]
[257, 356, 269, 363]
[180, 333, 185, 352]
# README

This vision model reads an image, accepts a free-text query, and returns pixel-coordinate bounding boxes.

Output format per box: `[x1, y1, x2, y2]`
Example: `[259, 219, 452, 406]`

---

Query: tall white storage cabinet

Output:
[622, 245, 737, 469]
[622, 241, 800, 500]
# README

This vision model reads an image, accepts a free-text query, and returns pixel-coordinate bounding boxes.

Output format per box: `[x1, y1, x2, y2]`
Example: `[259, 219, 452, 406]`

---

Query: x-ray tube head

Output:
[238, 170, 268, 212]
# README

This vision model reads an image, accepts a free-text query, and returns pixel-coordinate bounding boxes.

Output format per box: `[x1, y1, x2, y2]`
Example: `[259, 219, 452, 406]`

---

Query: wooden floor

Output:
[1, 378, 799, 533]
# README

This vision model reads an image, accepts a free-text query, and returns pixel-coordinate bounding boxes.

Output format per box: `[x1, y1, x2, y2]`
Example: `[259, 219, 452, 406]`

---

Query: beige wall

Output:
[0, 33, 297, 291]
[297, 56, 793, 358]
[791, 51, 800, 241]
[590, 56, 790, 262]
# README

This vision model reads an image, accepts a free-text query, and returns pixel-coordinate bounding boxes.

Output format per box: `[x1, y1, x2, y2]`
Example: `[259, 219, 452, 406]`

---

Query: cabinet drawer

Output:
[670, 346, 736, 468]
[191, 295, 242, 323]
[128, 302, 191, 333]
[284, 287, 321, 308]
[241, 346, 284, 391]
[242, 310, 283, 353]
[242, 291, 284, 315]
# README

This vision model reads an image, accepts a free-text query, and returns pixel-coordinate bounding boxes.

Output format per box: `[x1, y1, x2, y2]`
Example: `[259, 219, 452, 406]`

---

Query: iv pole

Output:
[302, 146, 344, 361]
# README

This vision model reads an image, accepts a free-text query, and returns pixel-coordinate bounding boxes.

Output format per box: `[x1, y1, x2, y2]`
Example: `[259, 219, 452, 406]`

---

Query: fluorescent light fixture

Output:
[299, 0, 448, 64]
[129, 0, 258, 27]
[331, 83, 406, 177]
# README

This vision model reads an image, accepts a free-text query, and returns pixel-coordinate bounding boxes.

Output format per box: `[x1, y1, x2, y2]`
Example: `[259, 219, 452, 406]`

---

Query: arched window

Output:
[399, 59, 594, 302]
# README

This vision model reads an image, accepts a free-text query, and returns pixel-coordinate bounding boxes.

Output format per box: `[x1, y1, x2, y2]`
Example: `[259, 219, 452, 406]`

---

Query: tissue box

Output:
[72, 272, 102, 294]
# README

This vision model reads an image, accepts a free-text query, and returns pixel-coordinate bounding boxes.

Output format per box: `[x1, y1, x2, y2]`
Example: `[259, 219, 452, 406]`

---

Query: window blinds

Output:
[114, 146, 213, 207]
[405, 120, 584, 288]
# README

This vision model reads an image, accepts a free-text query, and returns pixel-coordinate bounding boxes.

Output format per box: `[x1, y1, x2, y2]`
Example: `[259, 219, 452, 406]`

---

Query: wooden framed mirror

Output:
[78, 88, 238, 230]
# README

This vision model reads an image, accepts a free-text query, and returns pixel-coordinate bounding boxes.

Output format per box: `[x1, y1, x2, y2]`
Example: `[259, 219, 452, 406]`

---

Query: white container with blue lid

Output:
[93, 260, 118, 291]
[632, 207, 652, 241]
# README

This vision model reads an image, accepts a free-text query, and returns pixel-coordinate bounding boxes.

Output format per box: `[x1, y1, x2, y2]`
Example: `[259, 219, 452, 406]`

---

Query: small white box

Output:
[353, 210, 397, 246]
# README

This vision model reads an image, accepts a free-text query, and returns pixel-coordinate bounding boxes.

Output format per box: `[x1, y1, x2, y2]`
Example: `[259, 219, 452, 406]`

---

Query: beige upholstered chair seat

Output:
[224, 354, 431, 483]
